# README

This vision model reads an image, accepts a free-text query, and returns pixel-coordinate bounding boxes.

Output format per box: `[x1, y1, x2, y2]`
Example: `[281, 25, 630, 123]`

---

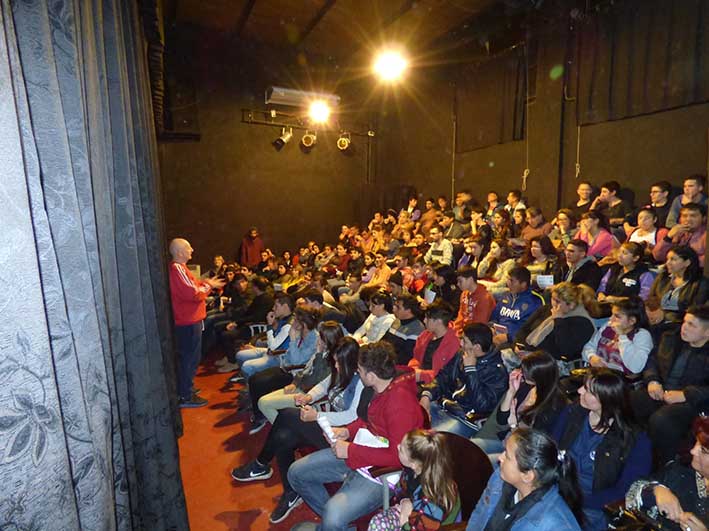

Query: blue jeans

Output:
[428, 401, 478, 438]
[288, 447, 385, 531]
[470, 437, 505, 464]
[237, 347, 281, 377]
[175, 322, 202, 400]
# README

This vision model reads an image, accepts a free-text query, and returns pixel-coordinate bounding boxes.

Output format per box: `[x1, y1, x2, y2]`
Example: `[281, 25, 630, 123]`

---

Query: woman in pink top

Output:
[579, 210, 619, 259]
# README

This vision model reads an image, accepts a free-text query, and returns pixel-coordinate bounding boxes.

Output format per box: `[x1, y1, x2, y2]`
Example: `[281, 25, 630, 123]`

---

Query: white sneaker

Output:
[217, 362, 240, 373]
[214, 356, 229, 367]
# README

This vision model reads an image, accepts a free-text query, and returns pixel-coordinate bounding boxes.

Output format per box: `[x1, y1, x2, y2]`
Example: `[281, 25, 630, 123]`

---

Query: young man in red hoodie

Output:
[168, 238, 224, 408]
[288, 341, 424, 531]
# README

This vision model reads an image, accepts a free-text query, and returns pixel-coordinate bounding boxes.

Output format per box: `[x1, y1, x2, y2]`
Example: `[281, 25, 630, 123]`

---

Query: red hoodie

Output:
[168, 262, 211, 325]
[408, 327, 460, 384]
[345, 368, 424, 470]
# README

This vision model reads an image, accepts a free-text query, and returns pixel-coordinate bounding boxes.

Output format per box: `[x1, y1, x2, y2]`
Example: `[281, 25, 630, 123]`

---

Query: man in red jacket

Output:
[168, 238, 224, 408]
[288, 342, 424, 531]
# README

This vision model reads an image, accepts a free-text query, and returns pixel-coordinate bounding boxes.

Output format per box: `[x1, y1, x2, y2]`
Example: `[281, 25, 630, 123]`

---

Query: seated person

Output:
[241, 307, 321, 432]
[518, 236, 561, 290]
[631, 305, 709, 464]
[423, 225, 453, 266]
[426, 263, 461, 310]
[654, 202, 707, 265]
[419, 323, 507, 438]
[597, 242, 655, 304]
[381, 293, 424, 365]
[351, 290, 395, 344]
[568, 180, 595, 221]
[467, 427, 583, 530]
[548, 208, 579, 250]
[478, 239, 517, 297]
[649, 245, 709, 326]
[457, 235, 489, 273]
[257, 321, 344, 425]
[453, 265, 496, 334]
[216, 276, 274, 371]
[490, 266, 545, 347]
[626, 415, 709, 530]
[368, 429, 461, 530]
[624, 207, 668, 256]
[364, 253, 392, 289]
[409, 301, 460, 384]
[473, 351, 568, 461]
[299, 290, 346, 324]
[578, 210, 620, 259]
[232, 338, 362, 524]
[589, 180, 633, 230]
[232, 292, 294, 378]
[287, 341, 424, 531]
[409, 258, 428, 295]
[514, 282, 597, 373]
[558, 239, 603, 290]
[666, 174, 707, 228]
[582, 296, 653, 377]
[552, 369, 652, 531]
[520, 206, 553, 242]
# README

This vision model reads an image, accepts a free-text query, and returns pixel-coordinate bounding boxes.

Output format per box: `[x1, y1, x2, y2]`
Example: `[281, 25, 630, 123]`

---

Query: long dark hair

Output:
[611, 296, 649, 333]
[318, 321, 345, 355]
[667, 245, 702, 282]
[329, 337, 360, 393]
[583, 368, 637, 442]
[512, 428, 584, 524]
[487, 239, 512, 276]
[520, 235, 558, 266]
[519, 351, 566, 427]
[582, 209, 611, 232]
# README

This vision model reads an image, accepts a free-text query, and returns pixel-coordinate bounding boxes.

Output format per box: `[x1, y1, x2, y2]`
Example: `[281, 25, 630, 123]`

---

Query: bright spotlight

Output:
[373, 50, 408, 82]
[336, 132, 351, 151]
[308, 100, 331, 123]
[272, 127, 293, 151]
[301, 130, 317, 148]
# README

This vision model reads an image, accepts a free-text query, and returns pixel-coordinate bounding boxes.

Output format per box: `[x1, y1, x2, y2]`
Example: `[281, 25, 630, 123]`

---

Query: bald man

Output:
[169, 238, 224, 408]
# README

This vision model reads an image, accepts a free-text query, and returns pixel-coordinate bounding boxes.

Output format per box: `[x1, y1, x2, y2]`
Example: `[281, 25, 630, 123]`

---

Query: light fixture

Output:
[301, 130, 317, 148]
[308, 100, 331, 124]
[373, 49, 408, 82]
[336, 132, 351, 151]
[272, 127, 293, 151]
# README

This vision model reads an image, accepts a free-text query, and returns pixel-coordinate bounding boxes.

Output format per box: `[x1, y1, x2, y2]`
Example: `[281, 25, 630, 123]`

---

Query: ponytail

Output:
[511, 428, 584, 525]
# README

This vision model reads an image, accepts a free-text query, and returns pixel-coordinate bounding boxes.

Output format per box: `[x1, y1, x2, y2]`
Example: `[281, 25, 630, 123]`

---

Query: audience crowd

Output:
[180, 175, 709, 531]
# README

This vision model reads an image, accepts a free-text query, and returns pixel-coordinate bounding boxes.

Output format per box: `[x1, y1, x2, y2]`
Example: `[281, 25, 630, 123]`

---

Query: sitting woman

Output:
[597, 242, 655, 304]
[473, 351, 568, 462]
[360, 252, 377, 283]
[518, 236, 560, 290]
[368, 429, 461, 530]
[457, 235, 489, 274]
[578, 210, 619, 260]
[491, 209, 513, 241]
[467, 427, 583, 530]
[427, 263, 461, 310]
[256, 321, 344, 426]
[582, 296, 653, 377]
[478, 239, 517, 297]
[469, 205, 493, 245]
[351, 289, 396, 344]
[511, 208, 527, 239]
[231, 338, 363, 524]
[626, 415, 709, 531]
[244, 307, 321, 433]
[515, 282, 598, 373]
[624, 207, 669, 258]
[419, 323, 507, 438]
[552, 368, 652, 531]
[649, 245, 709, 327]
[549, 208, 579, 250]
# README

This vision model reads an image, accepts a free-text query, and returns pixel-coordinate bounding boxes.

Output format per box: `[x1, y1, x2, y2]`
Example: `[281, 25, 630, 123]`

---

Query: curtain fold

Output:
[576, 0, 709, 125]
[0, 1, 187, 529]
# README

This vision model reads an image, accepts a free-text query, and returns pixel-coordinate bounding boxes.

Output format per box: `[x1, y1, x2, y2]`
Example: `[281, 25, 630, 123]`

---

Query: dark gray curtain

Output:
[455, 46, 527, 153]
[577, 0, 709, 125]
[0, 1, 187, 530]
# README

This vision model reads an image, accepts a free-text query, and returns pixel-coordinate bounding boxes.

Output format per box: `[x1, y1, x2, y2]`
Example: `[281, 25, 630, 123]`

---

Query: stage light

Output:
[336, 132, 351, 151]
[308, 100, 331, 124]
[272, 127, 293, 151]
[301, 130, 317, 148]
[373, 50, 408, 82]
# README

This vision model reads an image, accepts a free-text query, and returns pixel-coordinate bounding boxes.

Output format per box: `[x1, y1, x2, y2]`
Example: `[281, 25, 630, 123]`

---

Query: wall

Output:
[377, 15, 709, 217]
[158, 27, 373, 266]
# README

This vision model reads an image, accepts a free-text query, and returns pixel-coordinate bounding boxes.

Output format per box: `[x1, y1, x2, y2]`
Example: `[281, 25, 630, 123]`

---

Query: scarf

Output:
[484, 481, 551, 531]
[526, 304, 592, 348]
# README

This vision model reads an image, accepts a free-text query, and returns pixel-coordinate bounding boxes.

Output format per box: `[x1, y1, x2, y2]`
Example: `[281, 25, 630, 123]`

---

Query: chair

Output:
[372, 432, 494, 524]
[248, 323, 267, 336]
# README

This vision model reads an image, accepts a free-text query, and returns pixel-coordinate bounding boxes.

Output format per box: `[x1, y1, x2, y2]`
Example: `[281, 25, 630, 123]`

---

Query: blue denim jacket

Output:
[280, 328, 317, 368]
[466, 469, 581, 531]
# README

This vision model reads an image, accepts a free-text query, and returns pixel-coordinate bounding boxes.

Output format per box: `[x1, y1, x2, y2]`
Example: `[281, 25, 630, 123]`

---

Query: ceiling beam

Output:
[295, 0, 337, 48]
[234, 0, 257, 39]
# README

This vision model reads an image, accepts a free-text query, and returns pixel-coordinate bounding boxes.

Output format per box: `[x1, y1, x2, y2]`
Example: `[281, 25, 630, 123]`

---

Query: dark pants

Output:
[258, 407, 329, 492]
[218, 324, 252, 361]
[631, 388, 697, 462]
[175, 321, 203, 400]
[248, 367, 294, 418]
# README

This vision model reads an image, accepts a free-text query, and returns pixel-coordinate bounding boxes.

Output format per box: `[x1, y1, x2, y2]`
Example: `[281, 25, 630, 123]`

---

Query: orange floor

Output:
[178, 357, 317, 530]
